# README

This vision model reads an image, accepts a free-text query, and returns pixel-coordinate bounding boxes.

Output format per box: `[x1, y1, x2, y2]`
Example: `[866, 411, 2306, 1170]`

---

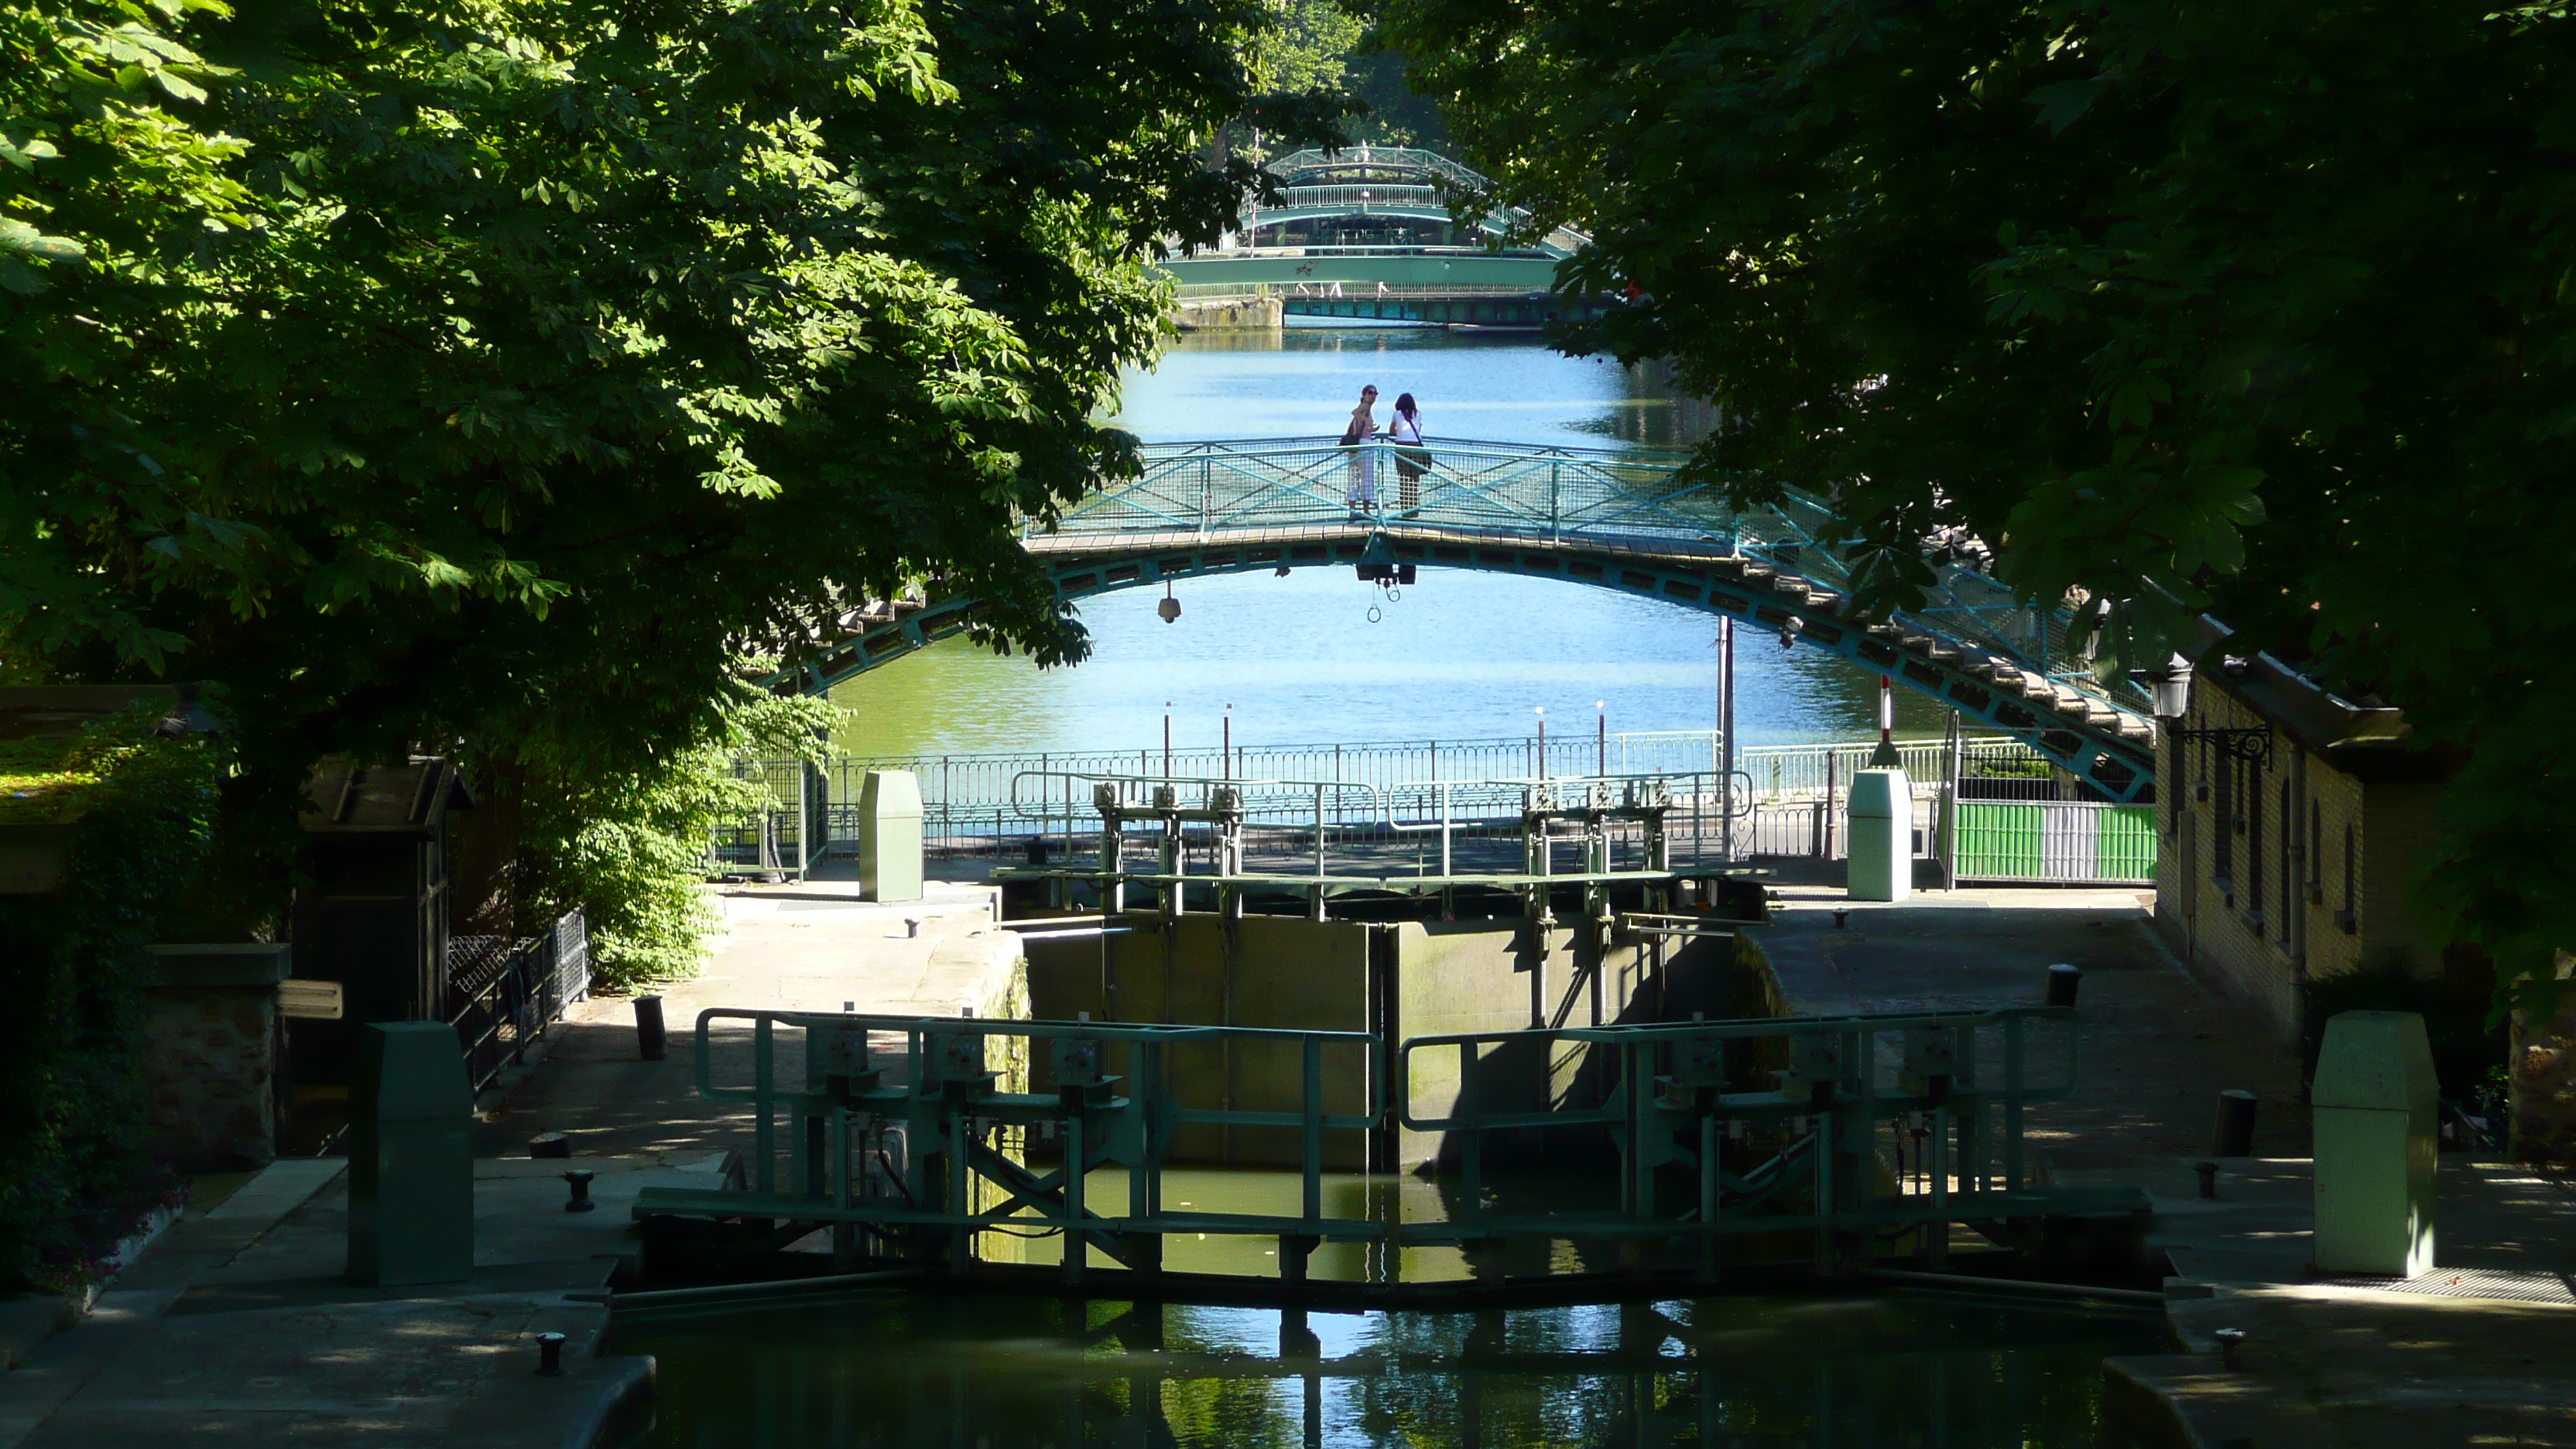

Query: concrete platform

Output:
[473, 878, 1024, 1160]
[1758, 881, 2313, 1165]
[1750, 879, 2576, 1446]
[0, 1155, 715, 1447]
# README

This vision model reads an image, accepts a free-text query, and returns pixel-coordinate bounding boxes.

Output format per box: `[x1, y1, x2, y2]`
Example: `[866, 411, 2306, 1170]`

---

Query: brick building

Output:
[2150, 625, 2444, 1042]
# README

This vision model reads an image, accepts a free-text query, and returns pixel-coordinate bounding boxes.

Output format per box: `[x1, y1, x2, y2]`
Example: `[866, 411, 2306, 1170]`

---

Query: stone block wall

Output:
[2511, 960, 2576, 1163]
[142, 985, 278, 1171]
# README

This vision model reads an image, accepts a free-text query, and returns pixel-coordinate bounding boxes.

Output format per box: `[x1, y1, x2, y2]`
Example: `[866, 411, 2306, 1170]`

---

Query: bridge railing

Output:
[1048, 436, 1735, 550]
[1170, 281, 1561, 300]
[1043, 437, 2156, 720]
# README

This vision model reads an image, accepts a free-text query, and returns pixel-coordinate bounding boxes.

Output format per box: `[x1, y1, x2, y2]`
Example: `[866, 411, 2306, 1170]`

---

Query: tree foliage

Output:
[1377, 0, 2576, 1013]
[4, 0, 1314, 931]
[0, 713, 227, 1291]
[496, 679, 837, 988]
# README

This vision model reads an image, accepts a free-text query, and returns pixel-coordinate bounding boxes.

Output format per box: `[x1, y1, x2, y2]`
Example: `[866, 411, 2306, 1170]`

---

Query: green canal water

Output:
[608, 1291, 2168, 1447]
[829, 328, 1957, 760]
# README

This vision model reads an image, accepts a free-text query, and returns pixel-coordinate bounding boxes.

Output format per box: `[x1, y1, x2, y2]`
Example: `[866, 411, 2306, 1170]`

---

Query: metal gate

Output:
[1953, 801, 2157, 885]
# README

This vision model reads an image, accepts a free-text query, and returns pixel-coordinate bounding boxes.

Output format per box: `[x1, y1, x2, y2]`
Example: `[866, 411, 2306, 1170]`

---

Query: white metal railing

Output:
[1172, 280, 1558, 300]
[725, 734, 2061, 868]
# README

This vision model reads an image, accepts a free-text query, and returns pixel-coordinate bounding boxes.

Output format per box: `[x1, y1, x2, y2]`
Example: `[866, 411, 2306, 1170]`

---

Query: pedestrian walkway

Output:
[0, 1156, 686, 1447]
[1756, 874, 2576, 1447]
[475, 877, 1023, 1159]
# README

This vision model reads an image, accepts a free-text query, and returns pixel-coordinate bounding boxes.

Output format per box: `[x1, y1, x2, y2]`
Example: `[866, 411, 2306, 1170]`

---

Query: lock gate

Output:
[631, 1004, 2148, 1295]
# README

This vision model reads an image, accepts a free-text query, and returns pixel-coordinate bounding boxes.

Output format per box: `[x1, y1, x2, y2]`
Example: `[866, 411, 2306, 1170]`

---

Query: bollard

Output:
[635, 995, 666, 1062]
[348, 1022, 473, 1286]
[528, 1132, 571, 1160]
[535, 1331, 567, 1377]
[2213, 1088, 2258, 1156]
[563, 1170, 596, 1214]
[1832, 909, 1849, 930]
[904, 917, 923, 939]
[2195, 1160, 2220, 1199]
[2213, 1327, 2245, 1371]
[2045, 963, 2082, 1008]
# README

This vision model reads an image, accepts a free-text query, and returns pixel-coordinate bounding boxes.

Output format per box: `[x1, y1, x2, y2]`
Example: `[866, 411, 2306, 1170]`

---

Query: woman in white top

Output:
[1387, 392, 1430, 517]
[1341, 385, 1379, 512]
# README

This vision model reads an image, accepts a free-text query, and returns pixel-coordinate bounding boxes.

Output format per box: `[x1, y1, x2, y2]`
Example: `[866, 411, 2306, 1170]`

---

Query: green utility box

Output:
[859, 769, 924, 903]
[1845, 768, 1912, 903]
[2312, 1009, 2438, 1277]
[347, 1021, 473, 1286]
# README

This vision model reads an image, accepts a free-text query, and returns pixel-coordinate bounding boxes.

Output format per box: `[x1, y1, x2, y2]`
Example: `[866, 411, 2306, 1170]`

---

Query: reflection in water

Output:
[612, 1292, 2164, 1447]
[829, 570, 1958, 759]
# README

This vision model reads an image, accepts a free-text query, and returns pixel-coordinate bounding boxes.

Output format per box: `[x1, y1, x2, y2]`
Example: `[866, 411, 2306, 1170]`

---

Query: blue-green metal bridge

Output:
[788, 438, 2161, 801]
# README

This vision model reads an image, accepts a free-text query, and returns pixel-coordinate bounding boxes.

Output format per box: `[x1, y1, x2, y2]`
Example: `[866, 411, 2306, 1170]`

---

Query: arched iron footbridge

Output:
[792, 439, 2160, 802]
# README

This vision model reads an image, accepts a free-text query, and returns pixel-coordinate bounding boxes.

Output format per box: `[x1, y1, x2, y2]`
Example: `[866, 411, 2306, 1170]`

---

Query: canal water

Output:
[829, 328, 1956, 760]
[608, 1290, 2167, 1447]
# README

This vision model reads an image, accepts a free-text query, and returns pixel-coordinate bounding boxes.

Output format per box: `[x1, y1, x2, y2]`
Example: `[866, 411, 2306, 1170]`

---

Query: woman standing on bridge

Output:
[1341, 384, 1380, 513]
[1388, 392, 1430, 517]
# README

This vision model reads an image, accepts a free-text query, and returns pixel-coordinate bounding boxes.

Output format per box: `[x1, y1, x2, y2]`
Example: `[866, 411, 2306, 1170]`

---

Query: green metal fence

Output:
[1954, 801, 2159, 885]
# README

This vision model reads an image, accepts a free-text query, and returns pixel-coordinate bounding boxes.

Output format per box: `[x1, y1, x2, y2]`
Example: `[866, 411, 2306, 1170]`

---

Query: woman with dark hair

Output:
[1341, 384, 1380, 514]
[1387, 392, 1431, 517]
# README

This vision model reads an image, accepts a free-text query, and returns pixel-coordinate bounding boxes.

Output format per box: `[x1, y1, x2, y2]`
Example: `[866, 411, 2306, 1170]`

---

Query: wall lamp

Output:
[2135, 653, 2273, 766]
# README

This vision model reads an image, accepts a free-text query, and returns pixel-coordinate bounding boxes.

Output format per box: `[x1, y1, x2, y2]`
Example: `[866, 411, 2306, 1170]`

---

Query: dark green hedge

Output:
[0, 719, 225, 1293]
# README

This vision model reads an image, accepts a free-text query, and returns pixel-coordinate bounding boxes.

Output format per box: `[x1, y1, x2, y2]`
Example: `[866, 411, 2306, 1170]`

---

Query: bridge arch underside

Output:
[795, 529, 2156, 802]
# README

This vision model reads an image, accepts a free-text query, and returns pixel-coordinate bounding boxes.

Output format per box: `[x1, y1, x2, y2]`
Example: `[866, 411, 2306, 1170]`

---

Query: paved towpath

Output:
[473, 876, 1023, 1159]
[1755, 873, 2576, 1447]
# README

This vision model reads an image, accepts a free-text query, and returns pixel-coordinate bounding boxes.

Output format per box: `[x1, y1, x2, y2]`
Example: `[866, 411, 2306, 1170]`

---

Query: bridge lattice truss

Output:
[792, 439, 2160, 802]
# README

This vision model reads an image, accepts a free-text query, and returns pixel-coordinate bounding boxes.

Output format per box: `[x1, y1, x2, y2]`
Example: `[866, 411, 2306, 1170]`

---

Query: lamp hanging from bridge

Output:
[1158, 581, 1181, 624]
[1777, 616, 1802, 650]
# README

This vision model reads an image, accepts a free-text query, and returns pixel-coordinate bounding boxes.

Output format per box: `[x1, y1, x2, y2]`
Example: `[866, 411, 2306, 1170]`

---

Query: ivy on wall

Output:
[0, 713, 226, 1293]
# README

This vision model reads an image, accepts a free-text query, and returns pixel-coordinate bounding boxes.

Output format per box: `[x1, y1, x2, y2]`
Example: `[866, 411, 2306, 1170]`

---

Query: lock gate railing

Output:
[630, 1004, 2148, 1290]
[1394, 1005, 2133, 1274]
[634, 1010, 1382, 1283]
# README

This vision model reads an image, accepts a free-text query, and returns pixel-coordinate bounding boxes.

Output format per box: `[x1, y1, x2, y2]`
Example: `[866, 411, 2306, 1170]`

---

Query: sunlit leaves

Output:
[1385, 0, 2576, 1017]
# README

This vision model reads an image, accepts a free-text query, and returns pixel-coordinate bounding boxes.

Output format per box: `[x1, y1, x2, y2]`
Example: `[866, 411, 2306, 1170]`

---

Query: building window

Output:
[2247, 755, 2265, 914]
[2279, 779, 2293, 941]
[2339, 821, 2358, 934]
[2212, 736, 2235, 881]
[2308, 799, 2322, 903]
[2167, 736, 2185, 838]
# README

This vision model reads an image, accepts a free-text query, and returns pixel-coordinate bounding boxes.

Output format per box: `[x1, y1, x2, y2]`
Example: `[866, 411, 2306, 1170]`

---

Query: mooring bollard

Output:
[2195, 1160, 2220, 1199]
[2213, 1327, 2245, 1372]
[528, 1132, 571, 1160]
[2214, 1088, 2258, 1156]
[563, 1170, 596, 1214]
[635, 995, 666, 1062]
[1832, 909, 1850, 930]
[2045, 963, 2082, 1008]
[535, 1331, 568, 1376]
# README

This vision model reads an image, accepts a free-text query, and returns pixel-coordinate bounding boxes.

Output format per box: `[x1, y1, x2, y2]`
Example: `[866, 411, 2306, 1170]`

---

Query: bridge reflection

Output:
[611, 1293, 2159, 1447]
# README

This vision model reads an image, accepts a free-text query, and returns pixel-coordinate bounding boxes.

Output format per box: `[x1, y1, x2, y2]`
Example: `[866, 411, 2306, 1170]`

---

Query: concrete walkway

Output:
[0, 1156, 692, 1447]
[1758, 881, 2311, 1166]
[1757, 876, 2576, 1447]
[0, 875, 1027, 1449]
[476, 878, 1023, 1159]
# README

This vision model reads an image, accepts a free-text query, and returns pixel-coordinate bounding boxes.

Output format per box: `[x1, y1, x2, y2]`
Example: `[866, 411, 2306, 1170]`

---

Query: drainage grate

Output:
[2334, 1268, 2576, 1305]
